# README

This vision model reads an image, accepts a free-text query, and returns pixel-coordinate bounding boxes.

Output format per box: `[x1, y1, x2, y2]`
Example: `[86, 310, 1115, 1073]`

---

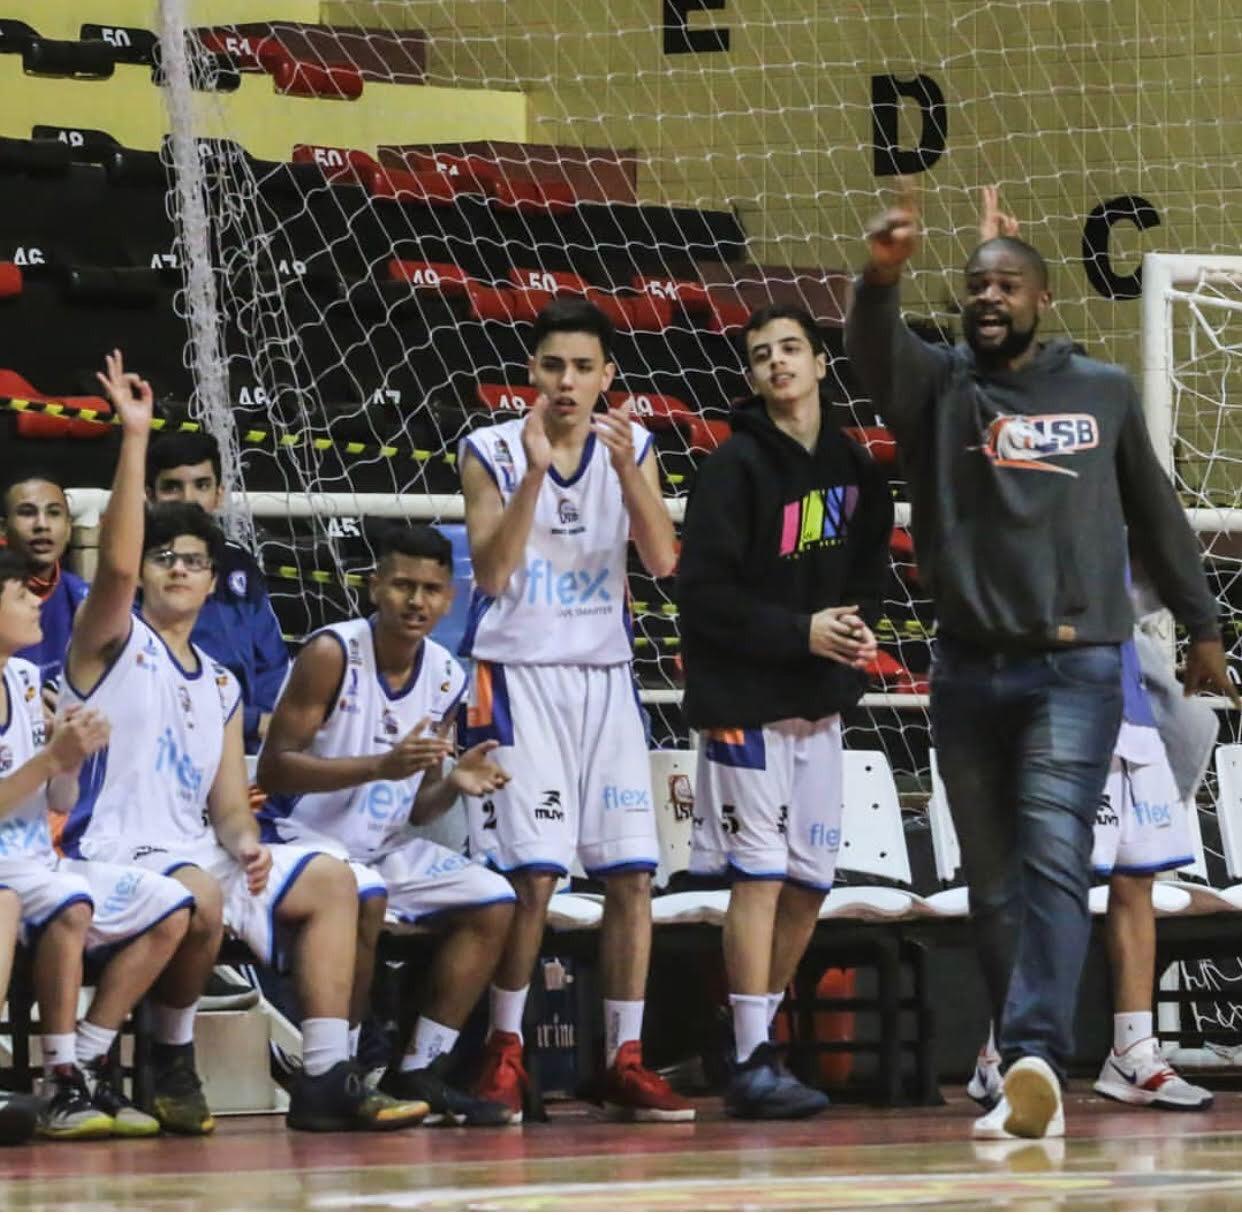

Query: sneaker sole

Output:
[286, 1111, 426, 1133]
[1003, 1062, 1059, 1139]
[37, 1117, 115, 1141]
[604, 1102, 695, 1123]
[111, 1118, 162, 1138]
[1093, 1078, 1214, 1111]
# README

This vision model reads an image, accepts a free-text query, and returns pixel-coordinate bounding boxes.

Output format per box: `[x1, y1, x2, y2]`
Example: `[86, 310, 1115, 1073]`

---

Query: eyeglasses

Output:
[146, 549, 213, 572]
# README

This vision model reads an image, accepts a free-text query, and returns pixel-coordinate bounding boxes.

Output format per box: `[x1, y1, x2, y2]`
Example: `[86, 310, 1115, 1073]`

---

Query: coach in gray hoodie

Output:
[845, 188, 1236, 1143]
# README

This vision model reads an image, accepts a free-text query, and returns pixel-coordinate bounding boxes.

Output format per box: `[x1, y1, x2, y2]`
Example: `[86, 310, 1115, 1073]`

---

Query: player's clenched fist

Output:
[47, 705, 110, 773]
[863, 179, 920, 281]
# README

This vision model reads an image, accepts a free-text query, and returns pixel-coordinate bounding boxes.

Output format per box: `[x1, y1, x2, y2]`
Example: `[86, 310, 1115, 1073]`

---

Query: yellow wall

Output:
[329, 0, 1241, 498]
[9, 1, 322, 39]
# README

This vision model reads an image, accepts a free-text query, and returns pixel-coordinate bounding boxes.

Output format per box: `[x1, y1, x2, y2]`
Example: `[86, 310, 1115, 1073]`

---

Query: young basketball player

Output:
[60, 352, 427, 1135]
[258, 523, 517, 1126]
[459, 298, 693, 1122]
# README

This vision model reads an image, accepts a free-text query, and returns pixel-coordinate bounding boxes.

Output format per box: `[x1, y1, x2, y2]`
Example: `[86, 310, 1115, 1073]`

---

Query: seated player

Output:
[145, 432, 288, 754]
[459, 298, 693, 1123]
[60, 351, 427, 1135]
[2, 468, 90, 697]
[0, 548, 192, 1139]
[969, 633, 1216, 1113]
[257, 524, 517, 1126]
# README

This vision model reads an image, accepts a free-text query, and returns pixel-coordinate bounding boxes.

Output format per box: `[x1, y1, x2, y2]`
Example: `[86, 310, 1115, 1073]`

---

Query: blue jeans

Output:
[930, 637, 1123, 1076]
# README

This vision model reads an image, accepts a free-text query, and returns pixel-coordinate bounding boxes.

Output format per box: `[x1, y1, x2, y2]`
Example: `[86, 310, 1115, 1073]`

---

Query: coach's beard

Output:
[963, 310, 1039, 365]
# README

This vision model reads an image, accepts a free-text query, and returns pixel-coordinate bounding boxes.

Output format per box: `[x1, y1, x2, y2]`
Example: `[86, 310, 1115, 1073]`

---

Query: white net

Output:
[156, 5, 1240, 813]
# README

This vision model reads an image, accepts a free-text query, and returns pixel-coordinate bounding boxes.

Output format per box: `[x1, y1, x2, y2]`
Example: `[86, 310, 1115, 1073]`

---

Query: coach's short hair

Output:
[146, 431, 222, 490]
[377, 524, 454, 575]
[739, 304, 827, 364]
[531, 297, 615, 362]
[142, 502, 226, 570]
[965, 237, 1050, 290]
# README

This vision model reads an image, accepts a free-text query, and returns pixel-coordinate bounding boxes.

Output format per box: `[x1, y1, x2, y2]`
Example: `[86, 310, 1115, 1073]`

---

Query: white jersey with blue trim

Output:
[260, 619, 467, 863]
[459, 416, 651, 666]
[61, 616, 241, 860]
[0, 658, 55, 863]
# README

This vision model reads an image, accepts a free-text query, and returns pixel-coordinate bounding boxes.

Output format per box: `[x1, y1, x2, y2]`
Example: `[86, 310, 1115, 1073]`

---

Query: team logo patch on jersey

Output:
[0, 745, 12, 773]
[177, 685, 195, 730]
[977, 413, 1099, 476]
[228, 570, 247, 597]
[493, 437, 518, 493]
[381, 709, 399, 736]
[551, 496, 585, 536]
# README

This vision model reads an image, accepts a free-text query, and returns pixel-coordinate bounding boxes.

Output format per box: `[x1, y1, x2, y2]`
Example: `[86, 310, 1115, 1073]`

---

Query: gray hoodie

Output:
[844, 277, 1219, 648]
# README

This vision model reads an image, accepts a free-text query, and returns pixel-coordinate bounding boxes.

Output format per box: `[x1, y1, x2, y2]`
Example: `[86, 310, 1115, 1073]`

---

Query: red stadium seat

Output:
[487, 176, 576, 213]
[606, 390, 728, 451]
[865, 649, 929, 695]
[611, 293, 674, 333]
[0, 262, 22, 298]
[844, 426, 898, 464]
[466, 284, 553, 325]
[706, 290, 750, 334]
[631, 275, 711, 314]
[386, 260, 471, 292]
[270, 56, 363, 99]
[476, 384, 538, 412]
[888, 527, 915, 560]
[195, 29, 278, 70]
[0, 369, 111, 440]
[508, 267, 590, 295]
[291, 143, 372, 182]
[363, 166, 457, 204]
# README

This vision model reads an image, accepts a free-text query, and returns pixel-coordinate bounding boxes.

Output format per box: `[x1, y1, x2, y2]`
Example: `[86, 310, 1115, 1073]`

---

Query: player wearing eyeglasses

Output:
[58, 352, 429, 1137]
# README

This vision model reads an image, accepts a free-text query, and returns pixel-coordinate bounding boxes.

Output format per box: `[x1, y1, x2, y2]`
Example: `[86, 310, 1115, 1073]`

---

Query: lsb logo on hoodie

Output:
[978, 413, 1098, 477]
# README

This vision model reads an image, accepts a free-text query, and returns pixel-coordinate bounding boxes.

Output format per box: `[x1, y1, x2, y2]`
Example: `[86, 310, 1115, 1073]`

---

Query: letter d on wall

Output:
[871, 74, 947, 176]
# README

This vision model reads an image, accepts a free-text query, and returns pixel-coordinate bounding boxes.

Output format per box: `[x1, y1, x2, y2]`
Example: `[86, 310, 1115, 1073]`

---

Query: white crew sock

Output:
[1114, 1011, 1154, 1056]
[41, 1033, 76, 1077]
[401, 1017, 459, 1072]
[488, 984, 529, 1041]
[767, 991, 784, 1028]
[74, 1020, 118, 1069]
[151, 1001, 197, 1047]
[604, 999, 644, 1067]
[730, 994, 770, 1063]
[302, 1017, 350, 1077]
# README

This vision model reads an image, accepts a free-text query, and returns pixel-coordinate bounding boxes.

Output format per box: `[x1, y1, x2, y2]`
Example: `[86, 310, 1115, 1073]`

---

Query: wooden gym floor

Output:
[6, 1090, 1242, 1210]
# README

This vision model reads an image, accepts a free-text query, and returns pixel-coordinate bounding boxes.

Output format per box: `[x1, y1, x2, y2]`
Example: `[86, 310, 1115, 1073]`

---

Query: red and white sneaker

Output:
[1094, 1040, 1214, 1110]
[474, 1031, 527, 1125]
[601, 1041, 695, 1122]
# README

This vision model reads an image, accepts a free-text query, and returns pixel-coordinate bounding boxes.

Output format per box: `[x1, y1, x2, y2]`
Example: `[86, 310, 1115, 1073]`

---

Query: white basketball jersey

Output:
[261, 619, 467, 862]
[460, 417, 652, 666]
[61, 617, 241, 860]
[0, 658, 54, 863]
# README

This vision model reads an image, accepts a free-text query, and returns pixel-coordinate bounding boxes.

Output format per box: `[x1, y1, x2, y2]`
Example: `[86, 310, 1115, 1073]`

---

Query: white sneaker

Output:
[1094, 1041, 1214, 1110]
[973, 1056, 1064, 1140]
[966, 1044, 1002, 1110]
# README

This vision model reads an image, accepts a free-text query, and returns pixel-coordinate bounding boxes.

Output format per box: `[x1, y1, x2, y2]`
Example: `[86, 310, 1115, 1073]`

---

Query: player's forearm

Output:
[46, 770, 80, 813]
[210, 801, 262, 860]
[618, 465, 677, 578]
[471, 469, 545, 596]
[98, 427, 149, 582]
[257, 748, 383, 795]
[409, 775, 458, 825]
[0, 752, 59, 816]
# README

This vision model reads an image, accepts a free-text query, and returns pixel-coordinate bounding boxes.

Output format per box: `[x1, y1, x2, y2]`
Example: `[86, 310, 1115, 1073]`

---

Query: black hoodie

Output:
[844, 277, 1219, 648]
[677, 395, 894, 729]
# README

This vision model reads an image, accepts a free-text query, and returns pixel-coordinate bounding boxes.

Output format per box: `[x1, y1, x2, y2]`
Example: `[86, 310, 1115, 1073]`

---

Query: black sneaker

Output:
[36, 1065, 113, 1140]
[200, 969, 259, 1012]
[286, 1060, 428, 1133]
[83, 1056, 160, 1138]
[0, 1090, 40, 1145]
[151, 1043, 214, 1136]
[725, 1043, 830, 1121]
[380, 1055, 514, 1127]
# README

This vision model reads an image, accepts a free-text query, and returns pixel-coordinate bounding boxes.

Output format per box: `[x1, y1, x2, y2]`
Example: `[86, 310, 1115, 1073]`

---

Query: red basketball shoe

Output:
[601, 1041, 696, 1122]
[474, 1030, 527, 1125]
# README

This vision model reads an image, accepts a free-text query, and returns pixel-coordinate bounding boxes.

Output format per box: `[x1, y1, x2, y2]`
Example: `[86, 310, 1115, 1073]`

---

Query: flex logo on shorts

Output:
[603, 785, 650, 813]
[978, 413, 1099, 476]
[523, 559, 611, 612]
[780, 485, 859, 556]
[808, 822, 841, 851]
[1133, 798, 1172, 829]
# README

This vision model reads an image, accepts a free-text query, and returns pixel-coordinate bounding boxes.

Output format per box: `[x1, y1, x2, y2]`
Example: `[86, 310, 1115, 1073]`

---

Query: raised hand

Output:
[448, 739, 511, 797]
[521, 394, 553, 474]
[1183, 638, 1242, 708]
[979, 184, 1020, 241]
[239, 842, 272, 894]
[809, 605, 879, 670]
[591, 401, 636, 475]
[864, 178, 919, 279]
[95, 349, 153, 436]
[47, 705, 110, 773]
[376, 716, 454, 780]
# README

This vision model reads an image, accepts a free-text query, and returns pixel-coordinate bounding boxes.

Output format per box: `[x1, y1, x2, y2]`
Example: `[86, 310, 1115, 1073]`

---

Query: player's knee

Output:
[470, 897, 515, 939]
[150, 906, 192, 950]
[603, 868, 652, 907]
[301, 855, 356, 907]
[184, 879, 224, 939]
[0, 888, 20, 925]
[508, 870, 558, 911]
[50, 898, 93, 940]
